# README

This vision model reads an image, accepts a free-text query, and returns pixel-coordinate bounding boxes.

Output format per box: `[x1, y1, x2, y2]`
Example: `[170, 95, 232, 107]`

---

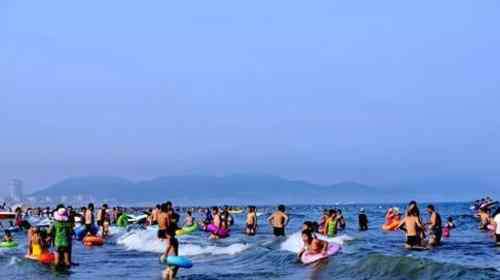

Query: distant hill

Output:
[31, 174, 387, 205]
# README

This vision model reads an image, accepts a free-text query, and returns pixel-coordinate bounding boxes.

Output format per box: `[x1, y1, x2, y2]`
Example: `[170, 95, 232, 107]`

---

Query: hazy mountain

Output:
[31, 174, 387, 205]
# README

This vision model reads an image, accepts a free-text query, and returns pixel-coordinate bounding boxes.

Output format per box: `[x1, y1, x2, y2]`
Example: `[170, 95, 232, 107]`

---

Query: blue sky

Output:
[1, 1, 500, 195]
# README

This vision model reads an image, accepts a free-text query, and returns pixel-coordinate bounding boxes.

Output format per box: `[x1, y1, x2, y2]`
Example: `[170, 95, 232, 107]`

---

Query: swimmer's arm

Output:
[284, 214, 289, 226]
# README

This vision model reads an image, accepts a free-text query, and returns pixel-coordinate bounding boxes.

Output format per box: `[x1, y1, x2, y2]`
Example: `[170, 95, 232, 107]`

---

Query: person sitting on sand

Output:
[268, 205, 289, 237]
[358, 208, 368, 231]
[426, 205, 443, 247]
[298, 230, 328, 258]
[246, 206, 257, 236]
[399, 206, 425, 249]
[161, 228, 179, 280]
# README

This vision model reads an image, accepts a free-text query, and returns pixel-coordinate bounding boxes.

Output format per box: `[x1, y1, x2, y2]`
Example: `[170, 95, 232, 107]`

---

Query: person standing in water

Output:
[84, 203, 95, 236]
[150, 205, 161, 226]
[358, 208, 368, 231]
[161, 228, 179, 280]
[158, 203, 171, 240]
[97, 204, 110, 238]
[50, 207, 72, 268]
[426, 204, 443, 247]
[493, 208, 500, 246]
[246, 206, 257, 236]
[399, 205, 425, 249]
[268, 205, 288, 237]
[322, 209, 338, 237]
[183, 210, 194, 227]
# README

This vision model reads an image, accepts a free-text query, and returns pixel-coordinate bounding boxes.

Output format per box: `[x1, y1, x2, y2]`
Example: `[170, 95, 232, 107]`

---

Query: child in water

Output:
[161, 229, 179, 280]
[2, 230, 13, 242]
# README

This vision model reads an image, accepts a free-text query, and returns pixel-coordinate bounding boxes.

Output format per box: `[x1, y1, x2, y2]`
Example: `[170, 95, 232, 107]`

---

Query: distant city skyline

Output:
[2, 1, 500, 198]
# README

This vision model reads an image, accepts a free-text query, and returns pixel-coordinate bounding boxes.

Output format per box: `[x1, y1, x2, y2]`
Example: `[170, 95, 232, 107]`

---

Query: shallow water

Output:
[1, 203, 499, 279]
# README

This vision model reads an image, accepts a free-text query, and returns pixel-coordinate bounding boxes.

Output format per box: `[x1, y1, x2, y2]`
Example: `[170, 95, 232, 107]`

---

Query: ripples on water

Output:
[1, 203, 499, 279]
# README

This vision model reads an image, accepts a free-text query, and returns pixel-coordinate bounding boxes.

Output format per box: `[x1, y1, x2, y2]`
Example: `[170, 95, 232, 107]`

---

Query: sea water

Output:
[1, 202, 499, 279]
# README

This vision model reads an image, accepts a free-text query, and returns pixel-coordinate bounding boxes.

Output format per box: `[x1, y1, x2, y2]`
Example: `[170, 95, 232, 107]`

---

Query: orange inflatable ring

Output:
[39, 252, 55, 265]
[382, 220, 400, 231]
[83, 236, 104, 246]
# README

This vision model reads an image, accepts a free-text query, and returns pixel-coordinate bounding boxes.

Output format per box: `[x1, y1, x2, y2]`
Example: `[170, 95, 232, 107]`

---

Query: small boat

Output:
[228, 209, 244, 214]
[0, 212, 16, 220]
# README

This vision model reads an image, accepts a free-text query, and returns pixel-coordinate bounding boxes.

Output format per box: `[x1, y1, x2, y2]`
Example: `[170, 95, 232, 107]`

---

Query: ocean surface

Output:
[1, 202, 499, 280]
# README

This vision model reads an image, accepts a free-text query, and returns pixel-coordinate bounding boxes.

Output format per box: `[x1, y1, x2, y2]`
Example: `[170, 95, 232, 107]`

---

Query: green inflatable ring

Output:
[0, 241, 18, 248]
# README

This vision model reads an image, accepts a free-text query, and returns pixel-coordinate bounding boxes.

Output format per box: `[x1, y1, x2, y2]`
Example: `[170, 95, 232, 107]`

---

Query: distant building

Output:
[9, 179, 24, 202]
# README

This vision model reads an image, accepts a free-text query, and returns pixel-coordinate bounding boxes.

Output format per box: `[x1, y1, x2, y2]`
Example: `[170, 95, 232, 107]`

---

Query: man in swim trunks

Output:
[399, 206, 424, 249]
[426, 204, 442, 247]
[246, 206, 257, 236]
[150, 205, 160, 226]
[268, 205, 288, 237]
[158, 203, 171, 240]
[84, 203, 95, 236]
[97, 204, 110, 238]
[161, 228, 179, 280]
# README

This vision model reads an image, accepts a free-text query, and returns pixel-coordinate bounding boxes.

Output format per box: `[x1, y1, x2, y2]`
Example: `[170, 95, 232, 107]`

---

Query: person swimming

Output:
[268, 205, 289, 237]
[478, 207, 492, 230]
[297, 230, 328, 258]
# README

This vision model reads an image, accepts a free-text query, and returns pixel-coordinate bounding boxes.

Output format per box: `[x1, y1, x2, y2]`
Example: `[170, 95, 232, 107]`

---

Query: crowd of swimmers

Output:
[1, 199, 500, 279]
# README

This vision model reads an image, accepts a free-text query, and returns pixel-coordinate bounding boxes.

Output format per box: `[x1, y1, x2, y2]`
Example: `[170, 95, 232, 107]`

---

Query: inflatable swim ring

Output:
[382, 220, 400, 231]
[39, 252, 55, 265]
[300, 243, 341, 265]
[176, 223, 198, 236]
[83, 236, 104, 247]
[161, 255, 193, 268]
[207, 224, 230, 238]
[74, 225, 98, 241]
[0, 241, 18, 248]
[116, 214, 129, 228]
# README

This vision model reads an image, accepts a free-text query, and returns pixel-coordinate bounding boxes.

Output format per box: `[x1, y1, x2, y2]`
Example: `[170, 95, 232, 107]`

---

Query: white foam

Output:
[116, 228, 249, 256]
[280, 231, 353, 253]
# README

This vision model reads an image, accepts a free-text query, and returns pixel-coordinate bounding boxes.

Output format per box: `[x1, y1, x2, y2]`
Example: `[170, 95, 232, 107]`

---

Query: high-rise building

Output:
[9, 179, 24, 202]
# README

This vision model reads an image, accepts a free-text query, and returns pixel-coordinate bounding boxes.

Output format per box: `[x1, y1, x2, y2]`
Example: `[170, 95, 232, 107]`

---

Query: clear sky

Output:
[2, 1, 500, 195]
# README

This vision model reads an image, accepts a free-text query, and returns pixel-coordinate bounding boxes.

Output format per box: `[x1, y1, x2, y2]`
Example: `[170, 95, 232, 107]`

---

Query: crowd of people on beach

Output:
[1, 199, 499, 279]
